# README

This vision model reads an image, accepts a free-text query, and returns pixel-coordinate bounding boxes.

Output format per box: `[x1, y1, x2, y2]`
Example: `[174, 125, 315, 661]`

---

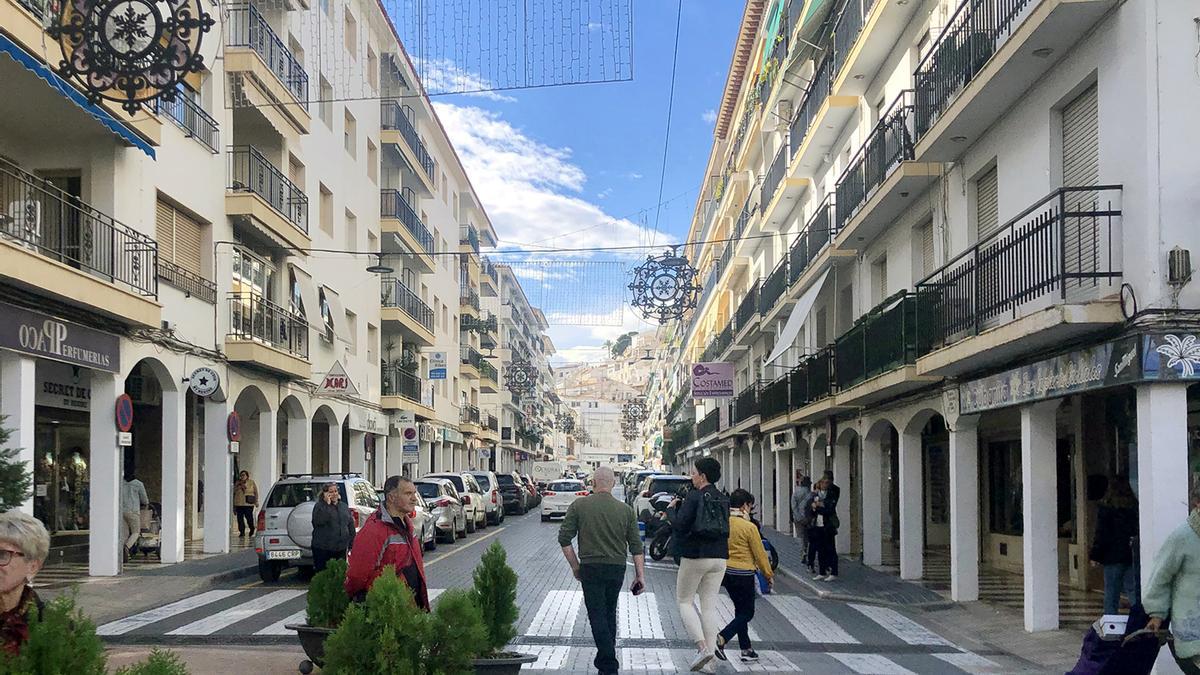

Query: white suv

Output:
[422, 472, 486, 532]
[469, 471, 505, 526]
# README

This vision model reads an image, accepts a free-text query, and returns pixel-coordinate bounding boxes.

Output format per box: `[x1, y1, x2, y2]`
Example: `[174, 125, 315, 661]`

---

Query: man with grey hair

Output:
[560, 466, 645, 675]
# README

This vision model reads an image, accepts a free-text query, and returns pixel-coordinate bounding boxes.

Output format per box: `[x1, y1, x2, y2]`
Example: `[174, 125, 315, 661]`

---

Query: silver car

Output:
[415, 478, 467, 543]
[423, 472, 486, 532]
[469, 471, 505, 526]
[255, 473, 378, 583]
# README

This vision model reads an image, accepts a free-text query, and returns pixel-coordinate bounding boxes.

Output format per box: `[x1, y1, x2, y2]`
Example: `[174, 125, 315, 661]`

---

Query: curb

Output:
[779, 566, 955, 611]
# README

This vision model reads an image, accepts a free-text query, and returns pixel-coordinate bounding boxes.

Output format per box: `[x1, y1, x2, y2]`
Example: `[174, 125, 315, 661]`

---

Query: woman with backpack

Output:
[673, 456, 730, 672]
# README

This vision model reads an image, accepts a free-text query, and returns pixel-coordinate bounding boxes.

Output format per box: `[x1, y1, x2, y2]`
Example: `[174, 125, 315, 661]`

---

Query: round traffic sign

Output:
[227, 411, 241, 442]
[115, 394, 134, 433]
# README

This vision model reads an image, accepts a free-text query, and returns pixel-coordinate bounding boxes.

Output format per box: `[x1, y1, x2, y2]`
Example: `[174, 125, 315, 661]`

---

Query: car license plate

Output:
[267, 549, 301, 560]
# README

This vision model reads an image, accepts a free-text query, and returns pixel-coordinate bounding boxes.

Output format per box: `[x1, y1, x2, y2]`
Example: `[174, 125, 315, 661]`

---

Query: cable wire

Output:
[650, 0, 684, 247]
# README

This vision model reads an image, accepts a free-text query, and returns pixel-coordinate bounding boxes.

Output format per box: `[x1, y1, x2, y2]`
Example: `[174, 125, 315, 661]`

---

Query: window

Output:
[344, 109, 357, 158]
[288, 155, 305, 192]
[155, 197, 206, 275]
[344, 10, 358, 58]
[367, 140, 378, 182]
[367, 47, 379, 92]
[319, 288, 334, 342]
[987, 440, 1022, 535]
[289, 269, 304, 315]
[288, 35, 305, 71]
[319, 184, 333, 236]
[974, 166, 999, 242]
[346, 309, 358, 354]
[319, 0, 329, 15]
[345, 209, 358, 249]
[367, 323, 378, 365]
[319, 76, 333, 127]
[872, 255, 888, 305]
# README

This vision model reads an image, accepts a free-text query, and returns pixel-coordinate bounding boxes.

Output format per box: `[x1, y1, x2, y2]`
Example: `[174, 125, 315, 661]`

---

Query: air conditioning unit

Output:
[771, 429, 795, 452]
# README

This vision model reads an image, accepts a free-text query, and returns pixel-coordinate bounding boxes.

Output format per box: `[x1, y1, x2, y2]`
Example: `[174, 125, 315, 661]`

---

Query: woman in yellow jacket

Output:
[713, 489, 773, 663]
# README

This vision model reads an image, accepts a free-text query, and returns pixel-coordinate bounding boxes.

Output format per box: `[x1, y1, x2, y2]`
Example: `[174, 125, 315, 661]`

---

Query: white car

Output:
[469, 471, 505, 526]
[632, 475, 691, 517]
[540, 479, 590, 521]
[413, 479, 467, 543]
[423, 472, 486, 532]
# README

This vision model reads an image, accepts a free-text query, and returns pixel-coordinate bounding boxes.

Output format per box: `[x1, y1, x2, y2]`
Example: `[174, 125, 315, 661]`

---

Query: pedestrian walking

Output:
[1143, 483, 1200, 674]
[311, 482, 356, 572]
[1088, 475, 1139, 614]
[121, 471, 149, 559]
[0, 511, 48, 655]
[714, 489, 773, 664]
[673, 456, 730, 672]
[790, 475, 814, 571]
[345, 475, 430, 609]
[810, 472, 840, 581]
[558, 467, 646, 675]
[233, 471, 258, 538]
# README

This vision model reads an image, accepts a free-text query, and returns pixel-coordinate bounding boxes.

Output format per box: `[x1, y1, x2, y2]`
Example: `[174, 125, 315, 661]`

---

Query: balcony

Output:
[787, 346, 836, 421]
[759, 141, 809, 232]
[460, 346, 484, 379]
[158, 261, 216, 304]
[732, 383, 760, 427]
[734, 283, 760, 345]
[380, 188, 434, 272]
[380, 276, 435, 347]
[460, 404, 482, 435]
[0, 159, 160, 327]
[479, 359, 499, 393]
[828, 0, 923, 97]
[460, 287, 481, 316]
[761, 199, 841, 326]
[225, 292, 310, 379]
[225, 4, 310, 135]
[159, 94, 218, 153]
[833, 91, 939, 247]
[380, 100, 436, 192]
[916, 186, 1123, 377]
[759, 258, 789, 315]
[227, 145, 310, 250]
[481, 257, 499, 295]
[912, 0, 1119, 160]
[460, 225, 480, 256]
[697, 408, 720, 441]
[760, 375, 790, 422]
[789, 56, 855, 181]
[834, 291, 937, 405]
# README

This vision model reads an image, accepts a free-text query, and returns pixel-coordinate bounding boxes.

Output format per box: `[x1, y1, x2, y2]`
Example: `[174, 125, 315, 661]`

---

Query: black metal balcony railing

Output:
[460, 287, 481, 311]
[461, 346, 485, 370]
[159, 94, 219, 153]
[736, 282, 760, 331]
[0, 159, 158, 297]
[226, 4, 309, 103]
[486, 414, 499, 432]
[830, 0, 880, 82]
[733, 383, 760, 424]
[916, 186, 1122, 356]
[835, 291, 917, 389]
[481, 256, 498, 283]
[158, 261, 216, 304]
[380, 188, 433, 253]
[834, 91, 915, 230]
[228, 145, 308, 233]
[460, 225, 480, 254]
[17, 0, 45, 18]
[697, 408, 720, 439]
[502, 426, 513, 441]
[479, 359, 499, 383]
[227, 292, 308, 359]
[461, 404, 481, 426]
[761, 142, 790, 209]
[758, 31, 789, 105]
[789, 346, 836, 407]
[381, 276, 434, 333]
[761, 375, 790, 420]
[715, 324, 734, 359]
[789, 198, 836, 285]
[733, 196, 755, 241]
[380, 100, 436, 181]
[381, 366, 422, 402]
[913, 0, 1030, 140]
[462, 313, 497, 334]
[760, 257, 789, 314]
[790, 55, 833, 160]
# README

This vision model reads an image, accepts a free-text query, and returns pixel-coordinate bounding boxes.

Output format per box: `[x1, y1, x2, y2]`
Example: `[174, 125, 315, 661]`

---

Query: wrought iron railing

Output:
[715, 324, 734, 358]
[760, 257, 789, 313]
[380, 188, 433, 253]
[834, 91, 915, 230]
[830, 0, 880, 82]
[916, 186, 1122, 355]
[462, 314, 497, 334]
[460, 287, 481, 311]
[487, 414, 500, 432]
[460, 225, 480, 254]
[0, 159, 158, 297]
[381, 276, 434, 332]
[761, 375, 790, 420]
[733, 383, 760, 424]
[226, 4, 309, 103]
[381, 366, 422, 402]
[913, 0, 1030, 140]
[479, 359, 499, 383]
[380, 100, 436, 181]
[789, 198, 836, 285]
[697, 408, 720, 439]
[835, 291, 917, 389]
[158, 261, 216, 304]
[461, 404, 481, 426]
[228, 145, 308, 233]
[736, 282, 760, 331]
[461, 346, 485, 370]
[481, 256, 498, 284]
[227, 292, 308, 359]
[502, 426, 513, 441]
[733, 196, 755, 241]
[789, 346, 835, 407]
[761, 141, 790, 209]
[160, 93, 219, 153]
[790, 55, 832, 160]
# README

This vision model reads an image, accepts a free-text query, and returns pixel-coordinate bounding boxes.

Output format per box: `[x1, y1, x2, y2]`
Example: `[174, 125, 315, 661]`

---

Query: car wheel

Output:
[258, 559, 282, 583]
[296, 565, 315, 582]
[541, 514, 551, 522]
[466, 514, 477, 533]
[425, 533, 437, 551]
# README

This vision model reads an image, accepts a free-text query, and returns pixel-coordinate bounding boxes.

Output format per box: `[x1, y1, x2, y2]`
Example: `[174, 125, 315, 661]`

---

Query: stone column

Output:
[1021, 400, 1060, 632]
[288, 413, 312, 474]
[1136, 383, 1191, 588]
[160, 384, 186, 564]
[949, 415, 980, 602]
[256, 409, 278, 499]
[0, 353, 35, 514]
[860, 432, 884, 566]
[348, 431, 367, 475]
[88, 372, 121, 576]
[203, 398, 231, 554]
[833, 437, 851, 553]
[775, 449, 789, 533]
[328, 421, 343, 473]
[897, 428, 923, 580]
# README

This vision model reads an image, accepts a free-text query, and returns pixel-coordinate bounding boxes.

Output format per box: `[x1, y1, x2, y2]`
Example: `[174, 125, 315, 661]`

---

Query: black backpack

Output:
[692, 487, 730, 539]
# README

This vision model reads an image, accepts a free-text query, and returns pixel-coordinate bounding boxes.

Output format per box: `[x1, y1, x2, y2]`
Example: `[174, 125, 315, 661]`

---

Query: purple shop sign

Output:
[691, 362, 734, 398]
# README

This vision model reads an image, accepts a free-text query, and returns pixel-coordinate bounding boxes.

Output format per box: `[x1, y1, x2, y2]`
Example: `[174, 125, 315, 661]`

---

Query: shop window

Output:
[987, 440, 1023, 535]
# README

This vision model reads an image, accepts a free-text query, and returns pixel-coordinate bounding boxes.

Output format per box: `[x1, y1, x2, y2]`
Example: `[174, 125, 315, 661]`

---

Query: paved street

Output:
[92, 501, 1042, 674]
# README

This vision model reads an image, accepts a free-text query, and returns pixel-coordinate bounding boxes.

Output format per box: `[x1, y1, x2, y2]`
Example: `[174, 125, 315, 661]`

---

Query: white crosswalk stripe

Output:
[702, 594, 760, 641]
[829, 653, 916, 674]
[618, 592, 665, 639]
[518, 645, 571, 670]
[254, 609, 307, 636]
[728, 650, 802, 672]
[97, 590, 243, 636]
[166, 590, 306, 636]
[525, 590, 584, 637]
[620, 647, 674, 670]
[765, 595, 859, 644]
[934, 651, 1004, 672]
[428, 588, 445, 603]
[848, 604, 956, 646]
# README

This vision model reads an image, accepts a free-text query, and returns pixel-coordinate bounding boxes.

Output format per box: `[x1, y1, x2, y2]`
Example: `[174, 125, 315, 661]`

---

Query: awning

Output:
[765, 268, 830, 365]
[0, 34, 155, 158]
[322, 285, 352, 345]
[289, 263, 321, 330]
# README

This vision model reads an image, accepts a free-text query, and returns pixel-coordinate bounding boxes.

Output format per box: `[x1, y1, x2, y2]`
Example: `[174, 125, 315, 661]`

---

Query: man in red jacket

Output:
[344, 475, 430, 610]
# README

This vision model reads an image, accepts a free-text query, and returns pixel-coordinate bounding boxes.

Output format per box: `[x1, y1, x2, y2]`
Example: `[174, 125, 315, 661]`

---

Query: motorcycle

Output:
[643, 492, 676, 561]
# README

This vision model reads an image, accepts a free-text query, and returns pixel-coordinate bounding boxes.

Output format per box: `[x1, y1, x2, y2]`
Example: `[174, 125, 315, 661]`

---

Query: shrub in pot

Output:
[289, 559, 349, 672]
[468, 542, 535, 673]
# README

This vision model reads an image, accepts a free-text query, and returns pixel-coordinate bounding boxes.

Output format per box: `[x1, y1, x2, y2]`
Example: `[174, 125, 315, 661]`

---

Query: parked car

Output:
[414, 478, 467, 543]
[520, 474, 541, 507]
[541, 479, 590, 521]
[496, 472, 528, 514]
[255, 473, 378, 583]
[423, 472, 486, 532]
[625, 470, 663, 505]
[633, 475, 691, 516]
[469, 471, 505, 525]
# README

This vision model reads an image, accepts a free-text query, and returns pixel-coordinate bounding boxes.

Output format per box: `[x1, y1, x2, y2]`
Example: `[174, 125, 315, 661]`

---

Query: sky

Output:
[426, 0, 746, 364]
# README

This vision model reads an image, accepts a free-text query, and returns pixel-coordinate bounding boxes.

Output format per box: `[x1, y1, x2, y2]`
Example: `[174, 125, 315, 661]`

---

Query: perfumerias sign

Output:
[0, 301, 120, 372]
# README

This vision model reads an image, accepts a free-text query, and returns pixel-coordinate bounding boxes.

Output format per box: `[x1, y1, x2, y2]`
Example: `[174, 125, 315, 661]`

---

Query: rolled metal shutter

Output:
[975, 167, 999, 243]
[1061, 84, 1099, 290]
[920, 220, 935, 276]
[154, 200, 175, 264]
[172, 208, 204, 275]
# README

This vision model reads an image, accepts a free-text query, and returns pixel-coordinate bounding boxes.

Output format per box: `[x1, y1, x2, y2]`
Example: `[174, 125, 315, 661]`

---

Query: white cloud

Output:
[417, 59, 516, 102]
[702, 109, 717, 124]
[597, 188, 613, 199]
[549, 309, 657, 365]
[625, 172, 643, 180]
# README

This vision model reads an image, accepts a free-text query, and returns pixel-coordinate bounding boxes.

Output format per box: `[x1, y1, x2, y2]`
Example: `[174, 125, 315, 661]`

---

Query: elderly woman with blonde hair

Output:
[0, 510, 48, 655]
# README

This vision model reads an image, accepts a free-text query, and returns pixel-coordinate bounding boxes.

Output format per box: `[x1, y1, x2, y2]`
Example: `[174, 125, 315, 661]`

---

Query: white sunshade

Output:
[322, 285, 352, 344]
[764, 268, 830, 366]
[289, 263, 320, 329]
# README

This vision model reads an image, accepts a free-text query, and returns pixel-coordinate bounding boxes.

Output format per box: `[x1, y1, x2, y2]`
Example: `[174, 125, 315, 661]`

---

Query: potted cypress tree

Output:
[287, 559, 349, 673]
[469, 542, 536, 674]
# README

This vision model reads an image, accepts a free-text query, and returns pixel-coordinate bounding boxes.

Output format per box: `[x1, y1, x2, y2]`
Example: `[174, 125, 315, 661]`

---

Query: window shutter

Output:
[1061, 84, 1100, 289]
[155, 199, 176, 264]
[975, 167, 999, 243]
[172, 208, 203, 275]
[920, 221, 935, 277]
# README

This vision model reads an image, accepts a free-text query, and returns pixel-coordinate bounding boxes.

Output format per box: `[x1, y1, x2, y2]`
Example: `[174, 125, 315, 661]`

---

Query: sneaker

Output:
[824, 574, 838, 581]
[713, 636, 727, 662]
[689, 649, 713, 671]
[812, 573, 825, 581]
[741, 650, 760, 662]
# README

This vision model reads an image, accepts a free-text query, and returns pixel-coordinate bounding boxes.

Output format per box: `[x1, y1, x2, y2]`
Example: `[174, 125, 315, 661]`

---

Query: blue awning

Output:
[0, 34, 155, 159]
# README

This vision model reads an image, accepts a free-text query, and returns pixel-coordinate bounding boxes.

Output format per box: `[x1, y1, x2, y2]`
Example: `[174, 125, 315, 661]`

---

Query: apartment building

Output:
[668, 0, 1199, 631]
[0, 0, 555, 577]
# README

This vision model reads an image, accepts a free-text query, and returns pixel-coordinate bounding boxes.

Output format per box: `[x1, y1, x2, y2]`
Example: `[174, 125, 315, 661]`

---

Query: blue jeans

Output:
[1103, 563, 1138, 614]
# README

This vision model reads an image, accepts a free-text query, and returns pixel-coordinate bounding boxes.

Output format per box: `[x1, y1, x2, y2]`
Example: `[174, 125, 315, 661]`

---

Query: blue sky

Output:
[431, 0, 745, 361]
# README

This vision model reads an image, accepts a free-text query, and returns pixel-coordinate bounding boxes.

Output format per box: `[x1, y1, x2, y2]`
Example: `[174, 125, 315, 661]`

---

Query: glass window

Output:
[496, 474, 517, 486]
[319, 289, 334, 342]
[548, 481, 584, 492]
[415, 482, 442, 499]
[470, 473, 493, 491]
[646, 477, 689, 495]
[987, 440, 1023, 536]
[353, 481, 378, 508]
[266, 482, 347, 508]
[289, 270, 304, 316]
[439, 475, 466, 493]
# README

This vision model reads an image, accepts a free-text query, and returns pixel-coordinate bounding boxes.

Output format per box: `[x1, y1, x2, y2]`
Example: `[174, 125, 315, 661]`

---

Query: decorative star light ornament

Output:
[628, 245, 702, 325]
[505, 357, 537, 397]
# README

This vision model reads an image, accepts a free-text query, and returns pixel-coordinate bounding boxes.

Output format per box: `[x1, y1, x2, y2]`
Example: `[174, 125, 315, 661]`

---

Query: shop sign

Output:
[36, 362, 91, 411]
[348, 407, 387, 434]
[318, 361, 359, 396]
[0, 301, 120, 372]
[442, 427, 464, 445]
[428, 352, 447, 380]
[187, 367, 220, 397]
[401, 440, 419, 464]
[691, 362, 734, 398]
[959, 337, 1141, 415]
[1142, 333, 1200, 381]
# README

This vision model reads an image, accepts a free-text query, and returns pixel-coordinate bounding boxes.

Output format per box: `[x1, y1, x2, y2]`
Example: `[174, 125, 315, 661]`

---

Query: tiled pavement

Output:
[35, 535, 255, 590]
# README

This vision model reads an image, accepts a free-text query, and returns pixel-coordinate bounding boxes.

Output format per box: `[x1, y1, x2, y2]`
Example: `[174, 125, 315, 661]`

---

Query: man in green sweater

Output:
[559, 466, 646, 675]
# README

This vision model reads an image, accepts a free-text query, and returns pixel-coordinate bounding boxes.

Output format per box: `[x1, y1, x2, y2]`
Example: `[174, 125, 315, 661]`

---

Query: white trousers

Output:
[675, 557, 727, 652]
[122, 511, 141, 549]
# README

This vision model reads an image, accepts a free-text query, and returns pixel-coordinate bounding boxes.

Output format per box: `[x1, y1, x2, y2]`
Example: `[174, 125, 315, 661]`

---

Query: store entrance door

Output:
[34, 410, 90, 563]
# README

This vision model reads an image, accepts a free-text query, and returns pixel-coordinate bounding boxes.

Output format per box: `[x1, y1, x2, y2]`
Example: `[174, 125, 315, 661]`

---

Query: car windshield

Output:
[266, 482, 347, 508]
[470, 474, 493, 489]
[415, 483, 442, 499]
[548, 481, 584, 492]
[496, 474, 517, 485]
[435, 475, 465, 492]
[646, 477, 689, 495]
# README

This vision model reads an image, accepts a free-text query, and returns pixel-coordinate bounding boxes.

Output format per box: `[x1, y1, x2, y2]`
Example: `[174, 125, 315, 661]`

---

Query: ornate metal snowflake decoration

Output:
[628, 245, 702, 325]
[556, 413, 575, 434]
[48, 0, 215, 114]
[622, 398, 648, 424]
[505, 357, 537, 397]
